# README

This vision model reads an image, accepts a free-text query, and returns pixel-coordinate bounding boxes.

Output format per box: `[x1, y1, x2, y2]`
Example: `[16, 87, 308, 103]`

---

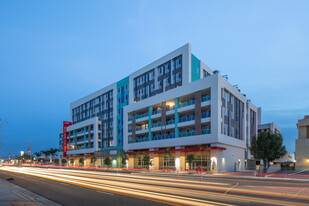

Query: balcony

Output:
[77, 131, 84, 135]
[179, 115, 195, 123]
[129, 113, 149, 121]
[202, 129, 211, 134]
[152, 134, 175, 141]
[166, 106, 175, 111]
[166, 120, 175, 125]
[152, 110, 162, 115]
[179, 131, 195, 137]
[179, 100, 195, 108]
[201, 112, 211, 118]
[136, 125, 148, 131]
[201, 96, 211, 102]
[152, 122, 162, 128]
[136, 137, 149, 143]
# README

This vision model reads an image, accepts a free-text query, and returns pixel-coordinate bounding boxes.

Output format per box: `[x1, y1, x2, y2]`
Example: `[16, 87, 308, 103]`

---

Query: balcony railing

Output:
[202, 129, 211, 134]
[166, 120, 175, 125]
[166, 106, 175, 111]
[201, 112, 211, 118]
[136, 125, 148, 131]
[179, 100, 195, 108]
[136, 137, 149, 143]
[77, 131, 84, 135]
[152, 110, 162, 115]
[152, 134, 175, 141]
[152, 123, 162, 128]
[201, 96, 211, 102]
[129, 113, 149, 121]
[179, 131, 195, 137]
[179, 115, 195, 123]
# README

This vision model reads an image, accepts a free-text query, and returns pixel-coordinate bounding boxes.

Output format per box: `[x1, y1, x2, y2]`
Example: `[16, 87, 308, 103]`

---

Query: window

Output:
[165, 78, 170, 86]
[176, 73, 181, 82]
[146, 86, 149, 95]
[203, 70, 207, 78]
[157, 81, 161, 89]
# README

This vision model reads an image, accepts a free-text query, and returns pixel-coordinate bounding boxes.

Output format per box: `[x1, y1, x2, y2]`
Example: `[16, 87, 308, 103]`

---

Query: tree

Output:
[49, 148, 58, 161]
[90, 156, 96, 166]
[142, 153, 152, 169]
[41, 150, 50, 161]
[121, 155, 128, 167]
[61, 159, 67, 165]
[104, 157, 112, 167]
[250, 131, 287, 173]
[70, 158, 74, 165]
[79, 157, 84, 166]
[54, 159, 59, 164]
[186, 154, 196, 170]
[120, 150, 128, 167]
[33, 152, 41, 162]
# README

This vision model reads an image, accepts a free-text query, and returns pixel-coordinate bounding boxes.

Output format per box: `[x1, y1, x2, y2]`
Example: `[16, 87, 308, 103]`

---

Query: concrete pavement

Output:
[0, 177, 60, 206]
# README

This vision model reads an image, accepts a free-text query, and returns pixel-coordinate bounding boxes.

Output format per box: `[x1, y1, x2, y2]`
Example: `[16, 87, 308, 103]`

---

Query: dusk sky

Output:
[0, 1, 308, 158]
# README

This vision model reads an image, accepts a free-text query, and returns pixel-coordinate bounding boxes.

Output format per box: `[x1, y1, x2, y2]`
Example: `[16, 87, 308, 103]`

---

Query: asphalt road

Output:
[0, 169, 167, 206]
[1, 166, 309, 206]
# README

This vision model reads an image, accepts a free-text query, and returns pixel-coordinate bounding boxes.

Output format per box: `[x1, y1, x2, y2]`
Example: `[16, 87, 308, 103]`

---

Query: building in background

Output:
[258, 123, 281, 134]
[295, 115, 309, 171]
[59, 43, 258, 171]
[245, 107, 282, 170]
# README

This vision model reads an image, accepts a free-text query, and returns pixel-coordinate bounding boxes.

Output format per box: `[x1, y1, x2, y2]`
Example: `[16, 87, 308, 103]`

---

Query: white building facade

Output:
[59, 43, 258, 171]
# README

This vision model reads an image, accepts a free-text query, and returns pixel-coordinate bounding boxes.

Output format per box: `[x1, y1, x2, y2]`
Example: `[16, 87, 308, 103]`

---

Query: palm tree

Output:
[41, 150, 50, 162]
[49, 148, 59, 161]
[33, 152, 41, 162]
[79, 157, 84, 166]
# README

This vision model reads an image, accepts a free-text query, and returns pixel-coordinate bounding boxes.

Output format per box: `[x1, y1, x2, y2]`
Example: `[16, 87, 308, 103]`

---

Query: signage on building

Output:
[63, 121, 72, 157]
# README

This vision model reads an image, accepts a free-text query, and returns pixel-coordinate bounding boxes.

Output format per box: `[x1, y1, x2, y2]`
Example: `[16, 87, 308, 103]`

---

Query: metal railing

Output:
[179, 131, 195, 137]
[201, 96, 211, 102]
[201, 112, 211, 118]
[152, 110, 162, 115]
[152, 123, 162, 128]
[179, 115, 195, 123]
[179, 100, 195, 108]
[202, 129, 211, 134]
[152, 134, 175, 141]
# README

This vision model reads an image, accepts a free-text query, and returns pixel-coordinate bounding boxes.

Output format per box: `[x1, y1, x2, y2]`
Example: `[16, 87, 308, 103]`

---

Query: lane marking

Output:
[96, 190, 114, 195]
[224, 182, 239, 194]
[285, 187, 308, 200]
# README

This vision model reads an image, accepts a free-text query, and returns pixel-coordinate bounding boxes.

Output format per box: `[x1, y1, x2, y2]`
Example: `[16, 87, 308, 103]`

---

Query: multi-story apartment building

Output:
[295, 115, 309, 171]
[59, 43, 258, 171]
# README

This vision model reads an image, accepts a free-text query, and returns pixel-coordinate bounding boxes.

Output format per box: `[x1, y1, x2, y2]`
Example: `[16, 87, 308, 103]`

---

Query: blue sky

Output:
[0, 1, 308, 158]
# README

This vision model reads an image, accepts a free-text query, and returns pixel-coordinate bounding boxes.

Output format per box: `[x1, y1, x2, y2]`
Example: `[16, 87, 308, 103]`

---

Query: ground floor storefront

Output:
[127, 144, 245, 172]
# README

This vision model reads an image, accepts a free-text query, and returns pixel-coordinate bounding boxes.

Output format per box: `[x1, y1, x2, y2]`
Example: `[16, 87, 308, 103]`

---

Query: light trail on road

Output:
[1, 166, 309, 206]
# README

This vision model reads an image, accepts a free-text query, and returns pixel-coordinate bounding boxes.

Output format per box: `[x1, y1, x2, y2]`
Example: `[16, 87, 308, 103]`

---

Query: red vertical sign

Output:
[63, 121, 72, 158]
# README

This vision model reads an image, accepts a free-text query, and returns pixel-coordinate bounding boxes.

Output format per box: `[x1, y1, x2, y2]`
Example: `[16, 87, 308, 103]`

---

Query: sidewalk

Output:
[0, 178, 60, 206]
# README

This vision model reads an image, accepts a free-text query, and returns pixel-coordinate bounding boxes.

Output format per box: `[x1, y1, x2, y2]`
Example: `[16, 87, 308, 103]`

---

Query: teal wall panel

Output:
[191, 54, 201, 82]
